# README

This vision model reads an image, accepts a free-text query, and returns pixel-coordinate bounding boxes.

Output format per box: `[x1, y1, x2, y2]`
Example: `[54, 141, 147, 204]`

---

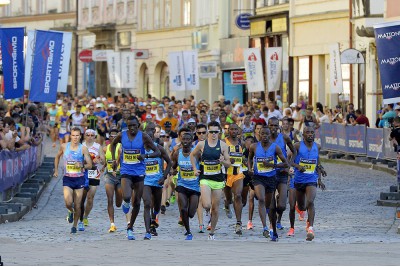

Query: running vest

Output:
[200, 140, 223, 182]
[304, 115, 315, 127]
[120, 131, 146, 176]
[120, 120, 128, 132]
[177, 148, 200, 192]
[105, 143, 121, 174]
[273, 133, 287, 170]
[49, 108, 57, 127]
[63, 143, 84, 177]
[83, 141, 102, 180]
[294, 141, 319, 184]
[59, 115, 69, 134]
[253, 142, 277, 177]
[71, 113, 84, 131]
[144, 144, 163, 187]
[241, 124, 254, 139]
[87, 114, 98, 130]
[225, 138, 243, 175]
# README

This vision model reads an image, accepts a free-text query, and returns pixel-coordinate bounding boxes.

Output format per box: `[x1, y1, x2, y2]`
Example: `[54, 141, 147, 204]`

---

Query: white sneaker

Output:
[208, 234, 215, 240]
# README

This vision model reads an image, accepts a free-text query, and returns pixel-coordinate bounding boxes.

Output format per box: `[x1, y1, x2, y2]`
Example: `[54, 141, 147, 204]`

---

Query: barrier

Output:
[0, 143, 44, 200]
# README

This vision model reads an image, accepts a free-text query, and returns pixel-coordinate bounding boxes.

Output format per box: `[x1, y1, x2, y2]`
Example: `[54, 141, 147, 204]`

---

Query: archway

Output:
[139, 63, 149, 98]
[154, 61, 169, 99]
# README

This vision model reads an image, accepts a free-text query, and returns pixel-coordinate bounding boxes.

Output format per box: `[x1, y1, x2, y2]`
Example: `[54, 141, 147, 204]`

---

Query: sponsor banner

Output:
[231, 71, 247, 84]
[168, 51, 185, 91]
[374, 21, 400, 104]
[243, 48, 264, 92]
[346, 125, 367, 155]
[0, 27, 25, 99]
[57, 31, 72, 93]
[24, 30, 35, 90]
[265, 47, 282, 92]
[106, 51, 121, 88]
[329, 43, 343, 94]
[199, 61, 217, 79]
[120, 51, 135, 88]
[321, 123, 339, 151]
[366, 128, 384, 159]
[29, 30, 63, 103]
[183, 50, 199, 90]
[383, 128, 397, 160]
[92, 50, 110, 61]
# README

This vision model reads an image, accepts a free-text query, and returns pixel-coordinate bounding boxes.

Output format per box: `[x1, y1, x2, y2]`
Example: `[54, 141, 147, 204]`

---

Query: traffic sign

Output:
[79, 49, 92, 63]
[235, 13, 251, 30]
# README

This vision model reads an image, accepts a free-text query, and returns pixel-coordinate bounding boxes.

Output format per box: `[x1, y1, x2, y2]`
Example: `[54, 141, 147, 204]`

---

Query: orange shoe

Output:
[247, 220, 254, 230]
[306, 228, 314, 241]
[305, 221, 310, 232]
[286, 227, 295, 237]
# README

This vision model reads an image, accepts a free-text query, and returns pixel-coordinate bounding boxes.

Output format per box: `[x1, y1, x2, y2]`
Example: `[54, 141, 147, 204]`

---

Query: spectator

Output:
[379, 104, 396, 128]
[350, 109, 370, 127]
[319, 108, 333, 124]
[251, 109, 266, 125]
[345, 103, 357, 124]
[299, 105, 319, 130]
[160, 107, 178, 131]
[332, 104, 344, 123]
[266, 101, 283, 121]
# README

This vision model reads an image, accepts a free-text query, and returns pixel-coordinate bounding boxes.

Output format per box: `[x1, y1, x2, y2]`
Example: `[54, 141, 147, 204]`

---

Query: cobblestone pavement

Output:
[1, 138, 400, 265]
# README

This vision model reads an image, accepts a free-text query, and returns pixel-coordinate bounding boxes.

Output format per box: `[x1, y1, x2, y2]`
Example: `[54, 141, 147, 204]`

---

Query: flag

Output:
[57, 31, 72, 93]
[120, 51, 135, 88]
[243, 48, 264, 92]
[24, 30, 35, 90]
[106, 51, 121, 88]
[168, 51, 185, 91]
[0, 27, 25, 99]
[329, 43, 343, 94]
[183, 50, 199, 90]
[29, 30, 63, 103]
[266, 47, 282, 92]
[374, 21, 400, 104]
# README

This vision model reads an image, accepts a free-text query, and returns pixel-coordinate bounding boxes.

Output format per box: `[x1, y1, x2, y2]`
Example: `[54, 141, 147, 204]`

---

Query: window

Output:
[23, 0, 30, 15]
[3, 3, 11, 16]
[183, 0, 191, 26]
[141, 0, 147, 29]
[154, 0, 160, 29]
[298, 57, 310, 104]
[164, 0, 171, 27]
[340, 64, 350, 103]
[37, 0, 45, 14]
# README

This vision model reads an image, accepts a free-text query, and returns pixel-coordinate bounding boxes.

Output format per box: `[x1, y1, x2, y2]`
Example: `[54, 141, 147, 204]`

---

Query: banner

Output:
[183, 50, 199, 90]
[321, 123, 338, 151]
[120, 51, 135, 88]
[29, 30, 63, 103]
[243, 48, 264, 92]
[57, 31, 72, 93]
[0, 27, 25, 99]
[329, 43, 343, 94]
[106, 50, 121, 88]
[92, 50, 110, 61]
[374, 21, 400, 104]
[168, 51, 185, 91]
[366, 128, 384, 159]
[265, 47, 282, 92]
[24, 30, 35, 90]
[336, 124, 348, 153]
[346, 125, 367, 155]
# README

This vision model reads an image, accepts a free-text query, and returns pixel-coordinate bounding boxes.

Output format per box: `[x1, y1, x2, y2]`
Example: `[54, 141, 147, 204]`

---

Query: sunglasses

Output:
[209, 131, 219, 134]
[114, 109, 119, 112]
[197, 131, 207, 135]
[89, 109, 94, 111]
[224, 127, 229, 130]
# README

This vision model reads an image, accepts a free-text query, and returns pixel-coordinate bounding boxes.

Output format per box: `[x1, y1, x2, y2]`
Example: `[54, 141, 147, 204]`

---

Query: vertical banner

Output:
[24, 30, 35, 90]
[329, 43, 343, 94]
[0, 27, 25, 99]
[106, 51, 121, 88]
[168, 51, 185, 91]
[120, 51, 135, 88]
[29, 30, 63, 103]
[183, 50, 199, 90]
[265, 47, 282, 92]
[374, 21, 400, 104]
[57, 31, 72, 93]
[243, 48, 264, 92]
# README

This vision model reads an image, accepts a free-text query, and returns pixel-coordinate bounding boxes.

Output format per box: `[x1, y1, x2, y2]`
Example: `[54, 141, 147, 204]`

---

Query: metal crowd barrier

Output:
[315, 122, 396, 162]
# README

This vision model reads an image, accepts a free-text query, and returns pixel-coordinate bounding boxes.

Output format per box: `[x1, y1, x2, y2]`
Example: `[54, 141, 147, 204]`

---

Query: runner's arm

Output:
[275, 146, 289, 169]
[190, 141, 204, 174]
[220, 142, 232, 168]
[53, 144, 65, 177]
[143, 132, 161, 158]
[159, 145, 172, 180]
[82, 146, 93, 170]
[285, 135, 297, 166]
[110, 133, 122, 161]
[248, 143, 256, 173]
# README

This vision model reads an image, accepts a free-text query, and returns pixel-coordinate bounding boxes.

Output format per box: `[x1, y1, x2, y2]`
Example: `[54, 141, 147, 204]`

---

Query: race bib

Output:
[123, 149, 140, 164]
[107, 160, 119, 173]
[230, 151, 243, 167]
[145, 160, 160, 176]
[299, 158, 317, 174]
[203, 160, 221, 175]
[66, 161, 81, 174]
[180, 166, 196, 180]
[59, 126, 67, 134]
[50, 117, 56, 122]
[256, 157, 274, 174]
[88, 169, 99, 179]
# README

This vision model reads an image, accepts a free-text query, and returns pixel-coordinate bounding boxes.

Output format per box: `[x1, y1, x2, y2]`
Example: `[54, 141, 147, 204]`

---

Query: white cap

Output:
[96, 97, 101, 101]
[188, 118, 196, 123]
[57, 99, 63, 105]
[96, 103, 102, 108]
[290, 102, 297, 108]
[85, 129, 96, 136]
[109, 103, 115, 108]
[102, 97, 107, 101]
[90, 99, 96, 103]
[394, 105, 400, 110]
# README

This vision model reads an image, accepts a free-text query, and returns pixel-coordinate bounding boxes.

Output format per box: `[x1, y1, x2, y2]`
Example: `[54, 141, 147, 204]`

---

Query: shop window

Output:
[298, 57, 310, 104]
[339, 64, 350, 103]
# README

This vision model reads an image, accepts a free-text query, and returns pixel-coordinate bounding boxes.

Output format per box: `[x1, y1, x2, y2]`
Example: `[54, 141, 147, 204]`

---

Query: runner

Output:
[190, 121, 232, 240]
[171, 132, 200, 240]
[110, 116, 161, 240]
[48, 103, 58, 147]
[103, 128, 123, 233]
[68, 105, 84, 133]
[292, 126, 327, 241]
[223, 123, 245, 235]
[83, 105, 98, 131]
[142, 123, 172, 240]
[79, 129, 105, 231]
[117, 109, 131, 132]
[248, 127, 288, 241]
[56, 106, 71, 145]
[53, 127, 92, 234]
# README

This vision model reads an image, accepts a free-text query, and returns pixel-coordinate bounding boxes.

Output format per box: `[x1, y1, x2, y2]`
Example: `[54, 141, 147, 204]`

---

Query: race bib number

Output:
[180, 166, 196, 180]
[299, 158, 317, 174]
[88, 169, 99, 179]
[50, 117, 56, 122]
[123, 149, 140, 164]
[66, 161, 81, 174]
[145, 160, 160, 176]
[203, 160, 221, 175]
[107, 160, 119, 173]
[230, 152, 243, 167]
[59, 126, 67, 134]
[256, 157, 274, 174]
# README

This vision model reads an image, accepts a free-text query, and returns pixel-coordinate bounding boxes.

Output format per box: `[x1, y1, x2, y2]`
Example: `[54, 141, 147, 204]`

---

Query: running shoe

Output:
[155, 216, 159, 226]
[70, 227, 77, 234]
[108, 224, 117, 233]
[235, 222, 242, 235]
[286, 227, 295, 237]
[127, 229, 135, 240]
[306, 229, 315, 241]
[208, 234, 215, 240]
[165, 200, 170, 207]
[150, 226, 158, 236]
[151, 220, 159, 229]
[78, 221, 85, 231]
[247, 220, 254, 230]
[224, 207, 233, 219]
[67, 211, 73, 223]
[178, 217, 184, 226]
[270, 233, 279, 242]
[206, 222, 212, 231]
[198, 224, 205, 233]
[160, 205, 166, 214]
[122, 201, 130, 214]
[269, 229, 274, 238]
[276, 222, 284, 230]
[144, 232, 152, 240]
[185, 233, 193, 240]
[262, 227, 269, 238]
[83, 218, 89, 226]
[169, 195, 176, 205]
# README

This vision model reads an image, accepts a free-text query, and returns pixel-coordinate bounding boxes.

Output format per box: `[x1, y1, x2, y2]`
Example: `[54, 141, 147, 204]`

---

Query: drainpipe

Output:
[349, 0, 353, 103]
[75, 0, 79, 97]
